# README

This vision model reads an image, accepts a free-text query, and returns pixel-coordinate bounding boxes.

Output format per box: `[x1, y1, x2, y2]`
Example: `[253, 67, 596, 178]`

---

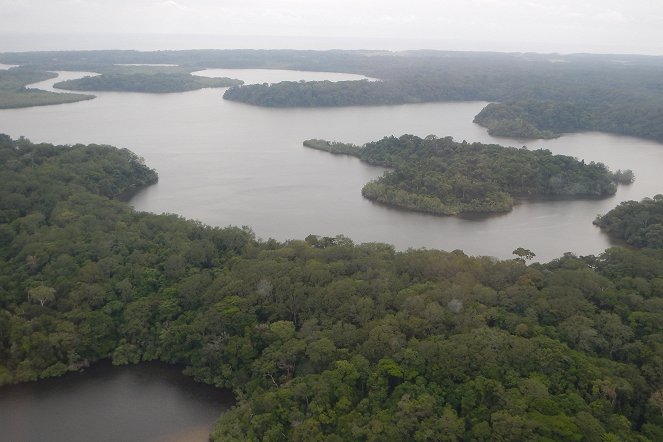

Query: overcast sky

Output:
[3, 0, 663, 54]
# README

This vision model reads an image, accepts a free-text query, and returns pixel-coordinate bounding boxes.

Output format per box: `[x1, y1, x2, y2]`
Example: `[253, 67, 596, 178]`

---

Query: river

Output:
[1, 68, 661, 262]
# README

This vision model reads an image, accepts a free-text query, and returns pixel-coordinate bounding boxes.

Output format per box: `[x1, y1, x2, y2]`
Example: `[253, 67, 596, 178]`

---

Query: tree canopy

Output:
[305, 135, 629, 215]
[594, 195, 663, 248]
[1, 135, 663, 440]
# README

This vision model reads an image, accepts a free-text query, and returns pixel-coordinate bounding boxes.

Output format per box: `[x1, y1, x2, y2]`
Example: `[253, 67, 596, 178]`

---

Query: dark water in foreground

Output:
[0, 362, 233, 442]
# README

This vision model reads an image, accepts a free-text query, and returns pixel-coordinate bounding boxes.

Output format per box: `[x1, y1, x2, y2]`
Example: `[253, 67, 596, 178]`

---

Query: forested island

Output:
[4, 49, 663, 142]
[0, 67, 93, 108]
[304, 135, 630, 215]
[2, 134, 663, 440]
[0, 64, 242, 108]
[54, 65, 242, 93]
[594, 195, 663, 248]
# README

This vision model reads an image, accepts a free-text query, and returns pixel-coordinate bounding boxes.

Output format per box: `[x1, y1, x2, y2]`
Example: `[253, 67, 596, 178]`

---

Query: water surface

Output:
[0, 362, 233, 442]
[1, 68, 662, 262]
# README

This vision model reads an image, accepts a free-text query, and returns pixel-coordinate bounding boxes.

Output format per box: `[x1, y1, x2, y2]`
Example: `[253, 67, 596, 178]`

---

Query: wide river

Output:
[2, 68, 662, 262]
[2, 67, 663, 440]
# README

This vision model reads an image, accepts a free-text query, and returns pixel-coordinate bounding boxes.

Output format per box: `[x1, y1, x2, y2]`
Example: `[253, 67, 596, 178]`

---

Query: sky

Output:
[2, 0, 663, 54]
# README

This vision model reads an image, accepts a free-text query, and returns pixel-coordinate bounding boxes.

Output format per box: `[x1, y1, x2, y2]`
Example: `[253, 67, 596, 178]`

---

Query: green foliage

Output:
[303, 139, 361, 156]
[0, 67, 93, 109]
[306, 134, 622, 215]
[224, 79, 402, 107]
[513, 248, 536, 262]
[611, 169, 635, 185]
[473, 102, 562, 139]
[2, 134, 663, 440]
[475, 99, 663, 142]
[55, 70, 242, 93]
[594, 195, 663, 248]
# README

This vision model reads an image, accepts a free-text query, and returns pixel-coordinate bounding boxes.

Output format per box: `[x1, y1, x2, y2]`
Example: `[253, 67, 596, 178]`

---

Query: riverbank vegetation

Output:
[1, 135, 662, 440]
[305, 135, 629, 215]
[4, 50, 663, 141]
[594, 195, 663, 248]
[0, 67, 93, 108]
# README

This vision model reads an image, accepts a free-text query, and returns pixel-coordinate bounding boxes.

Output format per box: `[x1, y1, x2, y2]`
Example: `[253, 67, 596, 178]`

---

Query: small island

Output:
[594, 195, 663, 248]
[54, 65, 243, 93]
[305, 135, 632, 216]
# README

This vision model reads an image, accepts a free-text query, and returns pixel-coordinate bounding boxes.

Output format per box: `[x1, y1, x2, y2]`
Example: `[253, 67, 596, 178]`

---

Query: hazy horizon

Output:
[2, 1, 663, 55]
[1, 32, 662, 57]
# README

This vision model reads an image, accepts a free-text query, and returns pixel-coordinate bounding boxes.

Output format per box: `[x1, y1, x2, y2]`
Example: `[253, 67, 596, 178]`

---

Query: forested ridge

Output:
[4, 49, 663, 141]
[1, 135, 663, 440]
[594, 195, 663, 248]
[304, 135, 628, 215]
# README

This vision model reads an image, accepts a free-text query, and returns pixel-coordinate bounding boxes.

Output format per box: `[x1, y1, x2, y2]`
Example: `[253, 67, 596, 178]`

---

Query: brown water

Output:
[1, 69, 661, 264]
[0, 362, 233, 442]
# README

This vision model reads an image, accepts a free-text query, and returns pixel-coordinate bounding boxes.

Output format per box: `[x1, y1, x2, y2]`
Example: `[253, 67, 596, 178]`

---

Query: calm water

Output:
[1, 69, 662, 263]
[0, 362, 233, 442]
[1, 66, 663, 441]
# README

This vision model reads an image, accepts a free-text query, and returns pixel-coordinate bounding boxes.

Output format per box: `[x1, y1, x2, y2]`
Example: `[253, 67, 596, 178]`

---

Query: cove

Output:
[0, 68, 661, 264]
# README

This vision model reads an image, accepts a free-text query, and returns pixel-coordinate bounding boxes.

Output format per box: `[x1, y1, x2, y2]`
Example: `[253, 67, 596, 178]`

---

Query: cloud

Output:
[2, 0, 663, 54]
[158, 0, 191, 11]
[593, 9, 627, 23]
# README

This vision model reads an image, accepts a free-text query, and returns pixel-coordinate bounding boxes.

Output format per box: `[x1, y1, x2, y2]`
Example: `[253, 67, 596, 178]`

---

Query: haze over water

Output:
[1, 69, 661, 262]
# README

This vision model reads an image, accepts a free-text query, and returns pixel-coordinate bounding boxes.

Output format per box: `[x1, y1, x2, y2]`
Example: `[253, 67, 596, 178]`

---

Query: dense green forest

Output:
[594, 195, 663, 248]
[304, 135, 628, 215]
[4, 49, 663, 141]
[54, 65, 242, 93]
[474, 101, 663, 142]
[223, 80, 405, 107]
[0, 67, 93, 108]
[1, 135, 663, 440]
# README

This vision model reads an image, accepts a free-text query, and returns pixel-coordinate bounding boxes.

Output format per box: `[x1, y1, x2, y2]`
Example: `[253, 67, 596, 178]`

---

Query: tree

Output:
[28, 286, 56, 307]
[513, 248, 536, 262]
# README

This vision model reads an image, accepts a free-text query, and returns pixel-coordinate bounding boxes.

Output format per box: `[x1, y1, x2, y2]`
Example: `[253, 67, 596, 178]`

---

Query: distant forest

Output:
[3, 49, 663, 141]
[304, 135, 630, 215]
